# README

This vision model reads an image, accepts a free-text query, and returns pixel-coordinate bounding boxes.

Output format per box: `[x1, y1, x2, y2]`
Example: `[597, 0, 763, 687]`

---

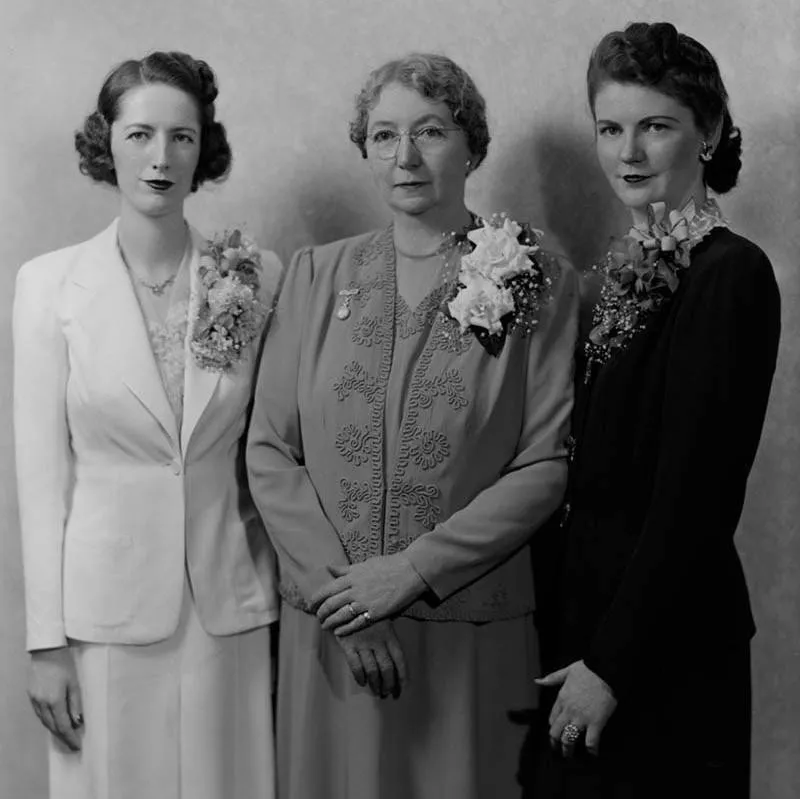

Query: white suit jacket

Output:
[13, 219, 281, 651]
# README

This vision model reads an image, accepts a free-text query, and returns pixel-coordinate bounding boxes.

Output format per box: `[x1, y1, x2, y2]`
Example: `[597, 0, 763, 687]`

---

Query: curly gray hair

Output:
[349, 52, 490, 171]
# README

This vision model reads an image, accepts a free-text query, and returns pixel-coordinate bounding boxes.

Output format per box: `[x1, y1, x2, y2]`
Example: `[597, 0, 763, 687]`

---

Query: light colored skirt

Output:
[277, 603, 539, 799]
[49, 580, 275, 799]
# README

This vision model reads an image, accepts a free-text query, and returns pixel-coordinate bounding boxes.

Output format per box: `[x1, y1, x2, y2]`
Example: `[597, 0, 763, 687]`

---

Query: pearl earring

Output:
[465, 159, 472, 174]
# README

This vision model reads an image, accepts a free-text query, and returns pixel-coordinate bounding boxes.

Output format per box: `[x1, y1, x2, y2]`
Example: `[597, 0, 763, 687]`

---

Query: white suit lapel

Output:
[181, 226, 221, 453]
[70, 219, 179, 447]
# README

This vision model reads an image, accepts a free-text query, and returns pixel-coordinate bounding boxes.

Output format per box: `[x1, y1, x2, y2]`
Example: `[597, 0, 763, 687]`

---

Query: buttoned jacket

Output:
[13, 220, 280, 650]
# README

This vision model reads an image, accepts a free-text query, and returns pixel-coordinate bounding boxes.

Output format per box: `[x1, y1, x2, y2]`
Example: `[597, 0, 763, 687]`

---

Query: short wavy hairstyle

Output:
[587, 22, 742, 194]
[349, 53, 490, 171]
[75, 51, 231, 192]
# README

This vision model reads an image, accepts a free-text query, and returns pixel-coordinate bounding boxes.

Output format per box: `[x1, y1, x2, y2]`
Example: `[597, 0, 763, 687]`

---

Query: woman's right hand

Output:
[334, 619, 408, 699]
[27, 647, 83, 751]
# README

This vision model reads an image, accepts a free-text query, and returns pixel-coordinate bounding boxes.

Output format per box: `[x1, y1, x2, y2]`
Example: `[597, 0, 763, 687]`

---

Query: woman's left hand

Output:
[536, 660, 618, 757]
[311, 554, 427, 635]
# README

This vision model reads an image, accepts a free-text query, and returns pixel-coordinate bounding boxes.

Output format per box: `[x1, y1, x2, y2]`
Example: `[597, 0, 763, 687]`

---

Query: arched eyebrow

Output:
[595, 114, 682, 126]
[122, 123, 199, 134]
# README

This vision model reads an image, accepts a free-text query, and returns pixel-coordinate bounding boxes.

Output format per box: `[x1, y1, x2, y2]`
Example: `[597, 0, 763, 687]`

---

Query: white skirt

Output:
[49, 580, 275, 799]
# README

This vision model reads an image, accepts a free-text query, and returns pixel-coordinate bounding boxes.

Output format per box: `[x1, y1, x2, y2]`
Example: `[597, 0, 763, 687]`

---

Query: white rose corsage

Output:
[190, 229, 271, 372]
[444, 214, 553, 356]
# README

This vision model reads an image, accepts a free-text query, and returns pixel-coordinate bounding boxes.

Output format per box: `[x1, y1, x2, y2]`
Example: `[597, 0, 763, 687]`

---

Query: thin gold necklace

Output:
[120, 237, 188, 296]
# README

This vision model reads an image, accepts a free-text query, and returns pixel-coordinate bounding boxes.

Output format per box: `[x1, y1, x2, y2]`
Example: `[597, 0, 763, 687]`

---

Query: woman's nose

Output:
[619, 131, 644, 163]
[150, 134, 170, 171]
[395, 132, 422, 169]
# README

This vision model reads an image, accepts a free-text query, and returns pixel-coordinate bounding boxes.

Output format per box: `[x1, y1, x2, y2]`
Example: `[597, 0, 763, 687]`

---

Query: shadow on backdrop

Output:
[281, 167, 385, 255]
[489, 123, 629, 339]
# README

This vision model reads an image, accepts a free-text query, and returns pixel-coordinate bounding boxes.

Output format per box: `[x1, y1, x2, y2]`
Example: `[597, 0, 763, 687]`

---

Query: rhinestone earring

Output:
[699, 141, 714, 162]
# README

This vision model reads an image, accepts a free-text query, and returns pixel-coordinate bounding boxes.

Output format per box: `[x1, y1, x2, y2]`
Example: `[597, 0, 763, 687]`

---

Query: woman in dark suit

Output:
[526, 22, 781, 799]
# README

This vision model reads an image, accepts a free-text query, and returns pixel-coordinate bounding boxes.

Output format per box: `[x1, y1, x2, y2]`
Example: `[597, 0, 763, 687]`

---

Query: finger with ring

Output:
[560, 721, 583, 757]
[561, 722, 582, 744]
[321, 601, 361, 632]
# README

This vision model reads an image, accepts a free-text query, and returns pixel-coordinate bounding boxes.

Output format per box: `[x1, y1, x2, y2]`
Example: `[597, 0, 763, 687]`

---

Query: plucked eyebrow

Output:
[368, 113, 451, 130]
[595, 114, 682, 126]
[123, 123, 199, 134]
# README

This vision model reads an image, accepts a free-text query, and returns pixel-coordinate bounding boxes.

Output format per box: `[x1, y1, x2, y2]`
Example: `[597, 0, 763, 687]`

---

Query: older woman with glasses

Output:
[247, 53, 578, 799]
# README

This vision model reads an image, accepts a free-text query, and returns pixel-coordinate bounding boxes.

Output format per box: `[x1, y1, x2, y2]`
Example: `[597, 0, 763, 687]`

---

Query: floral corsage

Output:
[444, 214, 553, 356]
[585, 202, 692, 371]
[190, 229, 270, 372]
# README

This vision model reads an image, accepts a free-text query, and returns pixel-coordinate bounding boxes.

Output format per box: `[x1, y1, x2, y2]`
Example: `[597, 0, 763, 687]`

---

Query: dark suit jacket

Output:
[545, 227, 781, 699]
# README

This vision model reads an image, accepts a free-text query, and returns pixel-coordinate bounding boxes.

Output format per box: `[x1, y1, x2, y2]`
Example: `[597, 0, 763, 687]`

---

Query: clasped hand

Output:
[311, 553, 426, 636]
[335, 619, 408, 699]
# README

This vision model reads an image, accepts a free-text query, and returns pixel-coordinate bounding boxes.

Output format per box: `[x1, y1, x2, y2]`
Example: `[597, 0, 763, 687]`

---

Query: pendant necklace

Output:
[120, 235, 188, 297]
[136, 273, 178, 296]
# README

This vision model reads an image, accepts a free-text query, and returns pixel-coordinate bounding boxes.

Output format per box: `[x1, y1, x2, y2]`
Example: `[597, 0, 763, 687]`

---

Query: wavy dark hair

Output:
[587, 22, 742, 194]
[75, 51, 231, 192]
[349, 52, 490, 172]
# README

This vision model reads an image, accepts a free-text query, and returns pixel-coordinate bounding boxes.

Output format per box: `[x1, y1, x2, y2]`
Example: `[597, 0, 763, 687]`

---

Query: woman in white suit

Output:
[13, 51, 280, 799]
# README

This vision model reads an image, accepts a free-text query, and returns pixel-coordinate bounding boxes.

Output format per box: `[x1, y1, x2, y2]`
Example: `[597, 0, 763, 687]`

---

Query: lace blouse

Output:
[126, 248, 192, 430]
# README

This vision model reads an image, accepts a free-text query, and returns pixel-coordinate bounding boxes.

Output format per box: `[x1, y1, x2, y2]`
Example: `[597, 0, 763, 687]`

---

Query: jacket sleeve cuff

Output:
[26, 624, 68, 652]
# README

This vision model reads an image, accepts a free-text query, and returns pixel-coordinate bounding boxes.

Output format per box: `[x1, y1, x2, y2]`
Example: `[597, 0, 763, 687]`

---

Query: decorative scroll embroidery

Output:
[365, 232, 396, 544]
[330, 229, 397, 553]
[396, 480, 441, 530]
[385, 535, 415, 555]
[409, 427, 450, 470]
[341, 527, 375, 563]
[338, 478, 372, 523]
[385, 282, 471, 551]
[416, 368, 469, 410]
[395, 287, 449, 339]
[333, 361, 381, 403]
[335, 424, 373, 466]
[351, 315, 384, 347]
[331, 227, 478, 576]
[430, 313, 473, 354]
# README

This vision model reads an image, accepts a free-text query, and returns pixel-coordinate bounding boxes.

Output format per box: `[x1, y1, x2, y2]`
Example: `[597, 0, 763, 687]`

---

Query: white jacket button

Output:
[169, 460, 182, 476]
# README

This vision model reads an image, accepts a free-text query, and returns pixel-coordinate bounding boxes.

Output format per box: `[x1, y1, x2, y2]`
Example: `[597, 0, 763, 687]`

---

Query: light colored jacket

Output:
[247, 227, 578, 623]
[13, 219, 280, 650]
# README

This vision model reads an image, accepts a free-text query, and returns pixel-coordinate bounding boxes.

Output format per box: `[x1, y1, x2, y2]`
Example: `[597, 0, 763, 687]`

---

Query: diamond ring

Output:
[561, 722, 582, 745]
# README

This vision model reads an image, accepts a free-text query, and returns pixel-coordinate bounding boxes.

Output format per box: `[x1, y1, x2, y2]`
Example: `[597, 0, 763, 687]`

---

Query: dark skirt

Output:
[519, 640, 752, 799]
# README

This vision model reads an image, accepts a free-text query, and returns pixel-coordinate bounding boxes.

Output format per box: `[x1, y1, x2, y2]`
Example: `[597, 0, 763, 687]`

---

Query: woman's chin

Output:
[613, 185, 656, 211]
[388, 194, 438, 217]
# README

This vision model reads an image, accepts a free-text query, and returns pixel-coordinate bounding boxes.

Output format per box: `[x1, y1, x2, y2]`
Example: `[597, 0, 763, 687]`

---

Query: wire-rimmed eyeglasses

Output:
[366, 125, 462, 160]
